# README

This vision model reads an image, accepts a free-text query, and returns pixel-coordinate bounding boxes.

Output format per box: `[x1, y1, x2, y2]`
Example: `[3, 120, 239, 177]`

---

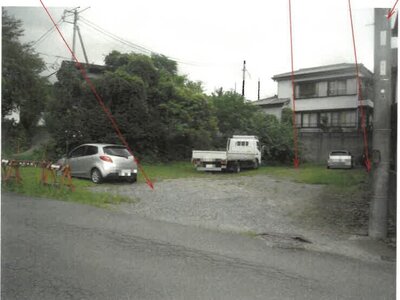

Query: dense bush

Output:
[45, 51, 296, 163]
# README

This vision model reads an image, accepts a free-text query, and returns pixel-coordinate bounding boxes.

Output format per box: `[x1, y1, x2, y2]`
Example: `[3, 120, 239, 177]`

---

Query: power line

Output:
[78, 16, 201, 66]
[32, 18, 64, 47]
[79, 17, 152, 55]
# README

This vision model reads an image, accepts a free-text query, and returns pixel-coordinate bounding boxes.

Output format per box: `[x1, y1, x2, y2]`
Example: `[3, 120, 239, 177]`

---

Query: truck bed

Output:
[191, 150, 227, 162]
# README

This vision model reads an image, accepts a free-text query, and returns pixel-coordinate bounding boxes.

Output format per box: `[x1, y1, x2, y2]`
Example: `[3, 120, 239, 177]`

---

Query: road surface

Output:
[1, 193, 395, 299]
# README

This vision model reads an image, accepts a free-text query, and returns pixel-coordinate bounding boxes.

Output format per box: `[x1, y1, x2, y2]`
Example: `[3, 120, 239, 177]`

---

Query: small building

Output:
[255, 63, 374, 163]
[251, 96, 289, 121]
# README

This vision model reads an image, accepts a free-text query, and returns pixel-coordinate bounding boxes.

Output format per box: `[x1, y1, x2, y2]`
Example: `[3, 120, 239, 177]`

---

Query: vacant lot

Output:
[93, 163, 374, 257]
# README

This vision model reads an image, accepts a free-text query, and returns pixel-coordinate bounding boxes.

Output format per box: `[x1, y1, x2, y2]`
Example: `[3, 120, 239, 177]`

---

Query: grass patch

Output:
[2, 167, 133, 208]
[246, 163, 367, 188]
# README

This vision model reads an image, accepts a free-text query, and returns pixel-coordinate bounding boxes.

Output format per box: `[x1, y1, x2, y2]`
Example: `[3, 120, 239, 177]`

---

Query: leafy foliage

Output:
[2, 10, 49, 152]
[48, 49, 295, 162]
[48, 52, 218, 160]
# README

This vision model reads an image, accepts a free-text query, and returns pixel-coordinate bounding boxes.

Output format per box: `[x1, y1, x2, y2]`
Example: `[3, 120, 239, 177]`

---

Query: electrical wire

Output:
[79, 16, 201, 66]
[32, 18, 64, 47]
[79, 17, 152, 55]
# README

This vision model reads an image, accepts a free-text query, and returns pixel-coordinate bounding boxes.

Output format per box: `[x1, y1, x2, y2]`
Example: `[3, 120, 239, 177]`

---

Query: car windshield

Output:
[103, 146, 131, 158]
[330, 151, 348, 156]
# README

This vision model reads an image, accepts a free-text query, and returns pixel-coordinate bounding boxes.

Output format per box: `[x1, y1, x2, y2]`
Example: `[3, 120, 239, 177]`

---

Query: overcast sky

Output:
[3, 0, 397, 100]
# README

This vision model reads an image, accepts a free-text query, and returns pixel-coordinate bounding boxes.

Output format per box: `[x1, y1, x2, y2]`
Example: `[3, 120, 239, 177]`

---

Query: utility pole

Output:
[369, 8, 393, 238]
[71, 9, 78, 61]
[64, 7, 90, 64]
[258, 78, 260, 100]
[242, 60, 246, 97]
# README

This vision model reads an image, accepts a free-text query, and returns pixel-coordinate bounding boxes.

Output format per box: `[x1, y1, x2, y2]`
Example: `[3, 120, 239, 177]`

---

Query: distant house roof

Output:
[272, 63, 373, 82]
[60, 60, 109, 76]
[252, 96, 290, 107]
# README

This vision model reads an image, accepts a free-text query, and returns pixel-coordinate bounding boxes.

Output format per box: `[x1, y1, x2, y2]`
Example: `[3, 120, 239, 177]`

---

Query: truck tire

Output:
[234, 163, 241, 173]
[254, 159, 259, 169]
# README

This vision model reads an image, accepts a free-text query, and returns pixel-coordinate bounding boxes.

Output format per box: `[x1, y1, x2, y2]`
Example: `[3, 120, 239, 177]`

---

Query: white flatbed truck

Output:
[191, 135, 262, 172]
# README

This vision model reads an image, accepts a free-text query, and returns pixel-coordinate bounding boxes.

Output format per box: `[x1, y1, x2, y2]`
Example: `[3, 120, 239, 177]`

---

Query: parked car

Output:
[59, 143, 138, 184]
[327, 150, 353, 169]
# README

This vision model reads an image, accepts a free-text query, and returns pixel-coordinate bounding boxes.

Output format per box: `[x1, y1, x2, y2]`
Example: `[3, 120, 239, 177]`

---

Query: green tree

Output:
[209, 89, 258, 147]
[2, 9, 48, 151]
[48, 51, 217, 161]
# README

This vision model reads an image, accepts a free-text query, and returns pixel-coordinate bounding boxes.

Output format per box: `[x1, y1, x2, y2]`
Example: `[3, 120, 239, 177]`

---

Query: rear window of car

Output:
[103, 146, 131, 157]
[330, 151, 349, 156]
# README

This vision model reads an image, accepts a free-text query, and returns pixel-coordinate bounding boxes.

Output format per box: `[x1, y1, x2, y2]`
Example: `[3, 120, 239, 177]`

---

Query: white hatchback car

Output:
[327, 150, 353, 169]
[64, 143, 138, 183]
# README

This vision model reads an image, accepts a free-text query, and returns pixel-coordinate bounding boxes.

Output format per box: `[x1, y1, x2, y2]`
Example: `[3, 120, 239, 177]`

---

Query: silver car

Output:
[64, 143, 138, 183]
[327, 150, 353, 169]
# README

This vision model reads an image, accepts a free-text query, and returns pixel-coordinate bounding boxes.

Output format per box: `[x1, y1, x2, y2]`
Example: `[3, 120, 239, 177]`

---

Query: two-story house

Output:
[253, 63, 374, 162]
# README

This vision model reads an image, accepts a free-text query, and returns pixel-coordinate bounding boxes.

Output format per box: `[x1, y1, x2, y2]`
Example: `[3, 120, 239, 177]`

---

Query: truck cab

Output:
[227, 136, 262, 170]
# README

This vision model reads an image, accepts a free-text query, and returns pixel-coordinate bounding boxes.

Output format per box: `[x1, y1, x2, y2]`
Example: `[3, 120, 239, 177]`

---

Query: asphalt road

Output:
[1, 193, 395, 299]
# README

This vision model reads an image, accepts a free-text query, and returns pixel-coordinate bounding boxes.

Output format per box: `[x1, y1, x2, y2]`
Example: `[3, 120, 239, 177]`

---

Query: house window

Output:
[297, 82, 317, 98]
[320, 112, 331, 127]
[302, 112, 318, 127]
[343, 111, 356, 127]
[328, 80, 347, 96]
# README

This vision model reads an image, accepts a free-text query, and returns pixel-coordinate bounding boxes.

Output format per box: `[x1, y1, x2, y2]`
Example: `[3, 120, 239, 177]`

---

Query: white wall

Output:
[296, 95, 358, 111]
[259, 106, 283, 120]
[277, 80, 292, 99]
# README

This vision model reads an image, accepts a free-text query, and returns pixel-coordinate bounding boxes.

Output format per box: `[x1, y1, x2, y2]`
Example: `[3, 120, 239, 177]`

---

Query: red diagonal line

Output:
[39, 0, 154, 189]
[289, 0, 300, 168]
[387, 0, 398, 19]
[348, 0, 371, 172]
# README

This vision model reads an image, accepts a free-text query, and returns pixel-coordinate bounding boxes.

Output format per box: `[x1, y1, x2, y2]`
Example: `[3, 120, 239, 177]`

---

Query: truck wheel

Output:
[254, 159, 259, 169]
[234, 164, 241, 173]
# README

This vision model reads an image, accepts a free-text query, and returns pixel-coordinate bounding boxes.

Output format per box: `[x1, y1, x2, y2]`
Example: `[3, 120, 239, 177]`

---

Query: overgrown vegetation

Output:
[2, 10, 49, 154]
[2, 167, 134, 208]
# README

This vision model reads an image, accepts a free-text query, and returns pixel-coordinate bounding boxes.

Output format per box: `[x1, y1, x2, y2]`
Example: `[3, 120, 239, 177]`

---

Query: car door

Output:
[67, 146, 86, 177]
[81, 145, 99, 178]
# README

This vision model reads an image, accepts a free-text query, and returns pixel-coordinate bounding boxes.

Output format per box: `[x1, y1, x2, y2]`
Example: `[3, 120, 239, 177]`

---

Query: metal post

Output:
[77, 26, 89, 64]
[242, 60, 246, 97]
[369, 8, 393, 238]
[72, 9, 77, 60]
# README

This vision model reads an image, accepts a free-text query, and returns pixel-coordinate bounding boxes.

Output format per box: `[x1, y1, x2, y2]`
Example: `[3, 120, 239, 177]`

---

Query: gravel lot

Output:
[92, 174, 373, 249]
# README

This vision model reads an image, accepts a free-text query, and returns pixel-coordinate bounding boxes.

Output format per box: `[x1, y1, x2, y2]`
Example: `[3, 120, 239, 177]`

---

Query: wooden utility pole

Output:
[258, 78, 260, 100]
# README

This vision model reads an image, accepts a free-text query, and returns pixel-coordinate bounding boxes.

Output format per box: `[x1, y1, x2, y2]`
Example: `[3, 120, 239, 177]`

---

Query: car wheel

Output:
[126, 174, 137, 184]
[91, 168, 103, 184]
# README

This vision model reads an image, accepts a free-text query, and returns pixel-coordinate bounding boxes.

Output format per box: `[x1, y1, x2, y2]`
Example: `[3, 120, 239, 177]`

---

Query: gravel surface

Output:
[93, 174, 395, 260]
[93, 175, 362, 245]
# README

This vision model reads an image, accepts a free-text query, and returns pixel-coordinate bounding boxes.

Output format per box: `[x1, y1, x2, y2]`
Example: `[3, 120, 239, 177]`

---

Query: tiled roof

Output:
[272, 63, 373, 81]
[252, 96, 290, 106]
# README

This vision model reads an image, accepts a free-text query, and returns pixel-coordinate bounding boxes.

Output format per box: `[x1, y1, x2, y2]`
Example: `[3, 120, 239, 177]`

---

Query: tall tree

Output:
[2, 9, 48, 150]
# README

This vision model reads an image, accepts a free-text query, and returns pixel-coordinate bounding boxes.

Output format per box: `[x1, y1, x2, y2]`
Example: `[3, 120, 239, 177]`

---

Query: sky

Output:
[2, 0, 397, 101]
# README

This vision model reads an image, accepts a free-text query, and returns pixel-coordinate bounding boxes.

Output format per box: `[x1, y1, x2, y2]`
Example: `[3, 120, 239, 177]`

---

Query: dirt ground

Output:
[90, 174, 394, 261]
